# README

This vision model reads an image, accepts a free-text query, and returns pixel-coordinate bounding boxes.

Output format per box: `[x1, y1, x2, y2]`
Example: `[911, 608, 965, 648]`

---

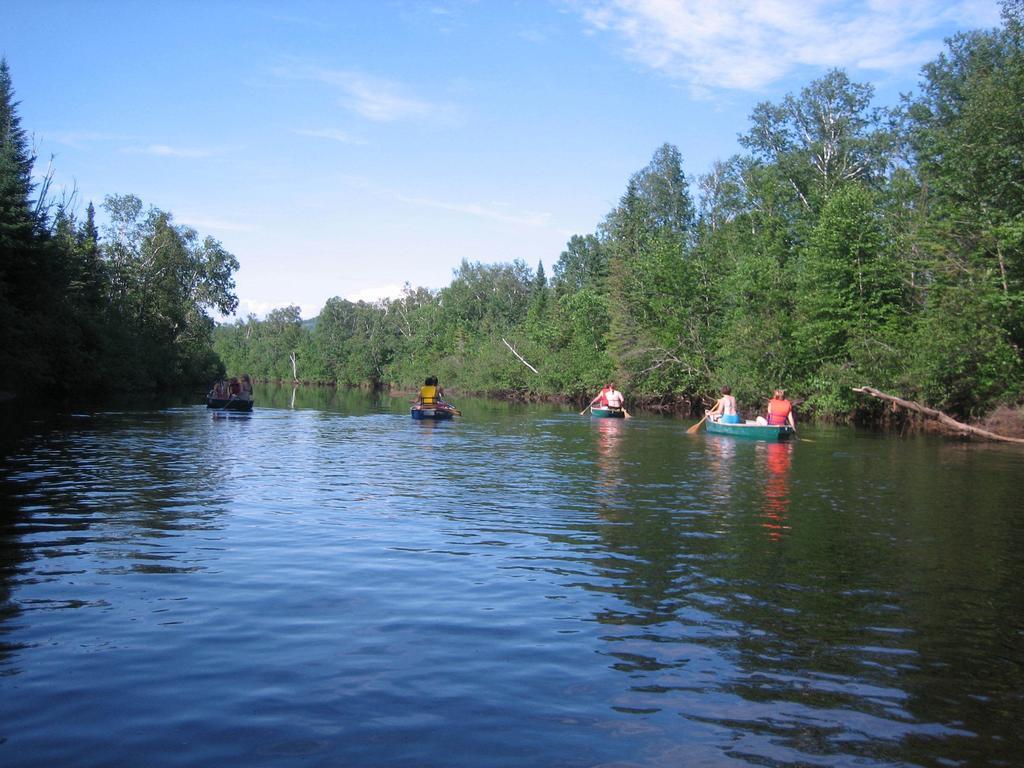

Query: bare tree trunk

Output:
[290, 351, 298, 382]
[501, 338, 539, 374]
[997, 241, 1009, 295]
[852, 386, 1024, 444]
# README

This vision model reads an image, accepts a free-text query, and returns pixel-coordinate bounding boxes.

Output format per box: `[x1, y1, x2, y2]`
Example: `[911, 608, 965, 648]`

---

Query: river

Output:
[1, 386, 1021, 767]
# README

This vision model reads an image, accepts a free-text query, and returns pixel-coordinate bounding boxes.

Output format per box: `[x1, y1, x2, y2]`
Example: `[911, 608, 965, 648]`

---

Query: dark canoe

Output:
[206, 397, 254, 413]
[411, 405, 455, 420]
[705, 419, 793, 440]
[591, 407, 625, 419]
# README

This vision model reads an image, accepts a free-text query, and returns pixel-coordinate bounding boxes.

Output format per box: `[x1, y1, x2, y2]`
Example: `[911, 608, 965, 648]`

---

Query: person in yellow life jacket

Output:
[416, 376, 447, 406]
[765, 389, 796, 429]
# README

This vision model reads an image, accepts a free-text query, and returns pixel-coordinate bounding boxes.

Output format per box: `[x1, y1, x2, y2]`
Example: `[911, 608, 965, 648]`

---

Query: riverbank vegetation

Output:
[215, 6, 1024, 422]
[3, 6, 1022, 424]
[0, 59, 239, 401]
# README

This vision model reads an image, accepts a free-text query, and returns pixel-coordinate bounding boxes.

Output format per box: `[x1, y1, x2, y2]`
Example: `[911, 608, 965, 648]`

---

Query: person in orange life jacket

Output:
[707, 385, 741, 424]
[765, 389, 796, 429]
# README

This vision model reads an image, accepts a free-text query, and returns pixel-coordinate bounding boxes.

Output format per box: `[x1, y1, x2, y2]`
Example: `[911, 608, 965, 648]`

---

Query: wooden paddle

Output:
[687, 412, 708, 434]
[689, 396, 721, 433]
[439, 401, 462, 416]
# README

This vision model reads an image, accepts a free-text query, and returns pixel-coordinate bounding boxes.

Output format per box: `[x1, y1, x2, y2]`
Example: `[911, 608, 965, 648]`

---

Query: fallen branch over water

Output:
[852, 386, 1024, 444]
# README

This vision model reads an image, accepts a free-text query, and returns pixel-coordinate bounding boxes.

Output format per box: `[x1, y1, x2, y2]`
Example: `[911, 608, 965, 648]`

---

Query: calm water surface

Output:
[1, 386, 1022, 767]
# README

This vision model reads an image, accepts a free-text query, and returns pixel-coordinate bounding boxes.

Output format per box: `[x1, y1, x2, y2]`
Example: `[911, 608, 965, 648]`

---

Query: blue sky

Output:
[4, 0, 1002, 320]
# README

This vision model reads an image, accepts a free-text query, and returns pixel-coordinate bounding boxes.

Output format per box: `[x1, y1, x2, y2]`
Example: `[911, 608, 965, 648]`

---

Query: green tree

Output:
[907, 17, 1024, 351]
[101, 194, 239, 387]
[695, 158, 797, 405]
[792, 184, 905, 413]
[552, 234, 607, 296]
[741, 69, 893, 213]
[261, 305, 306, 381]
[602, 145, 704, 397]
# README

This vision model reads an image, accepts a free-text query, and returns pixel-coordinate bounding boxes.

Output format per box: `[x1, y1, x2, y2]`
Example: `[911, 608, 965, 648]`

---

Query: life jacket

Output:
[767, 398, 792, 425]
[420, 385, 438, 405]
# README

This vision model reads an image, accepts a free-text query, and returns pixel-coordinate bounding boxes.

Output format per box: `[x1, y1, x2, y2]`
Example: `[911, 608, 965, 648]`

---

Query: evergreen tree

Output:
[0, 58, 51, 392]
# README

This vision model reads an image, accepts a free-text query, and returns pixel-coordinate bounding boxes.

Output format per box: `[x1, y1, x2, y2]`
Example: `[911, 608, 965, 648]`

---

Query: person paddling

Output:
[581, 382, 631, 418]
[707, 385, 740, 424]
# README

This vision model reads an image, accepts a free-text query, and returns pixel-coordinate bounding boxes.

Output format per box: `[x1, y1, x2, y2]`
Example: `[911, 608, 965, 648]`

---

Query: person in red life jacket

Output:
[580, 382, 631, 417]
[581, 384, 611, 413]
[707, 385, 741, 424]
[765, 389, 796, 429]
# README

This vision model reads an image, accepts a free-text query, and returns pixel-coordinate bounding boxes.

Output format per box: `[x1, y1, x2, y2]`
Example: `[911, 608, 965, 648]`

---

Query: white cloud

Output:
[124, 144, 219, 158]
[344, 283, 406, 303]
[293, 127, 365, 144]
[46, 131, 134, 148]
[391, 191, 552, 227]
[276, 63, 459, 124]
[342, 176, 554, 228]
[233, 297, 316, 320]
[571, 0, 1002, 94]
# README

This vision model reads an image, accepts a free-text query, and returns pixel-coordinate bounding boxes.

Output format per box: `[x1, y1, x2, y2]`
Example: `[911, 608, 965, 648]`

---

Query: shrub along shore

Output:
[217, 8, 1024, 428]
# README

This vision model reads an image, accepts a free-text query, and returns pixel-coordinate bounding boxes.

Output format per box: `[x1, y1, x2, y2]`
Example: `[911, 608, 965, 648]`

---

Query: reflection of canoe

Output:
[207, 397, 253, 412]
[706, 418, 793, 440]
[590, 407, 625, 419]
[411, 405, 455, 420]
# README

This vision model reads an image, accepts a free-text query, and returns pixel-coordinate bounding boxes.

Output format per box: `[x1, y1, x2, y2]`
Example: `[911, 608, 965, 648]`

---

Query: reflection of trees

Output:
[704, 435, 736, 504]
[0, 413, 235, 673]
[256, 383, 392, 414]
[554, 426, 1024, 764]
[0, 477, 29, 670]
[583, 421, 720, 623]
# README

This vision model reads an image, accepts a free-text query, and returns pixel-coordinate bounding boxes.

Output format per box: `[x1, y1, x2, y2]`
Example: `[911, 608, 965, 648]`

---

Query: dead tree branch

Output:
[501, 338, 539, 374]
[852, 386, 1024, 444]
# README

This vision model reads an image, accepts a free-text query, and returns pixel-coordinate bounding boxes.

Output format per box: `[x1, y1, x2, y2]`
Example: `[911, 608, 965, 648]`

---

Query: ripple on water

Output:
[0, 403, 1022, 766]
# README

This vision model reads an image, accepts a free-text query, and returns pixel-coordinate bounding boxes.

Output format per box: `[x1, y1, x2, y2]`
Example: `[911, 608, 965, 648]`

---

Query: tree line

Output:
[216, 6, 1024, 421]
[0, 59, 239, 400]
[3, 4, 1022, 421]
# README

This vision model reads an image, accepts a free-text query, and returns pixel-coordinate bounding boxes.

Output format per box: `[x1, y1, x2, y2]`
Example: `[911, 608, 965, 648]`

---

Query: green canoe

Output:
[705, 419, 794, 440]
[591, 407, 625, 418]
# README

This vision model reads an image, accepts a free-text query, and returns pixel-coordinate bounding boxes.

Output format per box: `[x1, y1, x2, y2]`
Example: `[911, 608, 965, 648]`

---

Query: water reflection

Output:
[592, 417, 626, 508]
[758, 440, 793, 541]
[704, 434, 736, 503]
[0, 398, 1022, 767]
